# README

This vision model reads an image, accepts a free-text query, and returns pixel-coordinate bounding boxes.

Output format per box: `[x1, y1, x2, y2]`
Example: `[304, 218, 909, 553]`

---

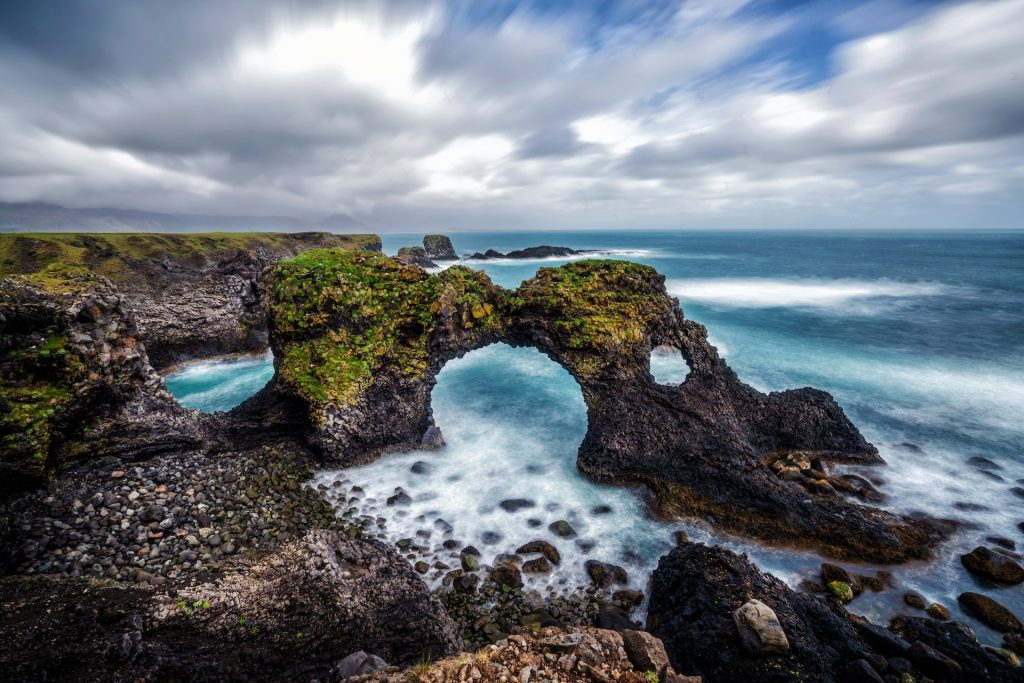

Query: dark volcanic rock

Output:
[647, 542, 870, 682]
[261, 258, 946, 562]
[958, 592, 1023, 633]
[395, 246, 437, 269]
[0, 530, 460, 682]
[465, 245, 586, 260]
[961, 546, 1024, 584]
[422, 234, 457, 260]
[0, 273, 205, 498]
[890, 615, 1021, 682]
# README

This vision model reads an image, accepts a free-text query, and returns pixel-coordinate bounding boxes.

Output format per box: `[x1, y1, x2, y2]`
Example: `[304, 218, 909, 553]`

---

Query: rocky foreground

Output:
[1, 233, 1023, 681]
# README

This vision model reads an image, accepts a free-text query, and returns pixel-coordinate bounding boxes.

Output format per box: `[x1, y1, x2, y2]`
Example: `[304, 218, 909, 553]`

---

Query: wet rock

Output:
[961, 546, 1024, 584]
[925, 603, 950, 620]
[967, 456, 1002, 471]
[410, 461, 434, 474]
[903, 592, 927, 609]
[481, 531, 503, 545]
[487, 561, 523, 589]
[585, 561, 628, 588]
[500, 499, 536, 512]
[522, 557, 551, 574]
[548, 520, 577, 538]
[516, 540, 561, 566]
[591, 505, 613, 515]
[891, 615, 1020, 682]
[386, 489, 412, 506]
[987, 536, 1017, 550]
[958, 592, 1023, 633]
[613, 589, 644, 610]
[732, 599, 790, 654]
[821, 563, 860, 594]
[827, 581, 854, 603]
[461, 553, 480, 572]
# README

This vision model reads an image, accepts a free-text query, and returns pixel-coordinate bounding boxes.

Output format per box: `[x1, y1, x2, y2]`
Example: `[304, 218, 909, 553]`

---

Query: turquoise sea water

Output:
[165, 230, 1024, 639]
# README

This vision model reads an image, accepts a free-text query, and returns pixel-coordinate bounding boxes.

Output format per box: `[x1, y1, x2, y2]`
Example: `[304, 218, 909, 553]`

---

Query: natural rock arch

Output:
[258, 250, 947, 563]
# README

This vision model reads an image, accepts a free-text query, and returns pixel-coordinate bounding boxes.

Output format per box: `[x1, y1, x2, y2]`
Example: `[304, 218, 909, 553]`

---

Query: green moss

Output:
[0, 328, 86, 470]
[516, 259, 665, 350]
[268, 249, 504, 411]
[0, 232, 381, 288]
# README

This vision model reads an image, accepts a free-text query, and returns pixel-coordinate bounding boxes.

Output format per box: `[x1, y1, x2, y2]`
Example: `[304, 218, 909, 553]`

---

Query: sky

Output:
[0, 0, 1022, 231]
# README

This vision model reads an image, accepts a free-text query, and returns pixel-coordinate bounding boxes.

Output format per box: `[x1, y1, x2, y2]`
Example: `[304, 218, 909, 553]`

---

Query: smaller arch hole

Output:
[649, 344, 690, 386]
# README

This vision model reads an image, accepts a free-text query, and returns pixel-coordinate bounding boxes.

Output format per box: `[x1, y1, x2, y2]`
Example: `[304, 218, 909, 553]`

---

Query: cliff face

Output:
[0, 272, 202, 497]
[263, 255, 946, 562]
[0, 232, 382, 369]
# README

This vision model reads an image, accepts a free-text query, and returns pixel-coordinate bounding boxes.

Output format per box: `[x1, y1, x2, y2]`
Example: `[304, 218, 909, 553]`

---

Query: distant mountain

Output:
[0, 201, 366, 233]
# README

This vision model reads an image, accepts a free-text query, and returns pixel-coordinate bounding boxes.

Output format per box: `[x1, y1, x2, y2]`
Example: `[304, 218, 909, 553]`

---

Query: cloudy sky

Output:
[1, 0, 1022, 230]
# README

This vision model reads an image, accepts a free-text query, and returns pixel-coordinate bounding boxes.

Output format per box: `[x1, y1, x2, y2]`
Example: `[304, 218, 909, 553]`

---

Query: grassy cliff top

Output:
[0, 232, 382, 284]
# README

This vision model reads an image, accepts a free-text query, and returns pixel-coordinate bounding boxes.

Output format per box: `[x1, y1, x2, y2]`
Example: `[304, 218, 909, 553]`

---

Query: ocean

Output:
[164, 230, 1024, 642]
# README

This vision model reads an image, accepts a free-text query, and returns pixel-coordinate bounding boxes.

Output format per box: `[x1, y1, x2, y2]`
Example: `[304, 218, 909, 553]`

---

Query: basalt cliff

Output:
[2, 236, 1019, 683]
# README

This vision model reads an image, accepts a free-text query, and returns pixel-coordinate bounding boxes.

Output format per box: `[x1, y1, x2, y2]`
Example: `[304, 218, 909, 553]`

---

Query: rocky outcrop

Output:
[395, 246, 438, 269]
[263, 256, 944, 561]
[423, 234, 457, 260]
[0, 272, 202, 498]
[0, 530, 461, 682]
[648, 542, 1021, 683]
[0, 232, 382, 369]
[647, 542, 869, 682]
[466, 245, 585, 260]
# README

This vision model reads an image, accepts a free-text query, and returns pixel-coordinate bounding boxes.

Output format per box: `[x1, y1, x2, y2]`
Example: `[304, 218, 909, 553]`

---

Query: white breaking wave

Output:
[667, 278, 956, 310]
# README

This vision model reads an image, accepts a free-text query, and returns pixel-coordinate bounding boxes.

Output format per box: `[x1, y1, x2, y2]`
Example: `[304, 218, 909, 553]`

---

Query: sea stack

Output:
[423, 234, 457, 260]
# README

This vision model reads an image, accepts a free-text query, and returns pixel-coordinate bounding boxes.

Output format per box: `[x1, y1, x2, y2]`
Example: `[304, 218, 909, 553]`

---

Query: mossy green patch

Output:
[268, 249, 504, 411]
[517, 259, 662, 350]
[0, 232, 381, 289]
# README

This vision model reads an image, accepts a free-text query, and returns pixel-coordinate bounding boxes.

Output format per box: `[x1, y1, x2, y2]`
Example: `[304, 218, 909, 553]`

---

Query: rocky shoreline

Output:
[2, 233, 1023, 681]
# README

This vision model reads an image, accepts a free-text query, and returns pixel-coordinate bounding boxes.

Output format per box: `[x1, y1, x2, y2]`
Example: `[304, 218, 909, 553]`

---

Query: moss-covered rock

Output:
[0, 271, 201, 497]
[257, 254, 947, 563]
[265, 249, 505, 459]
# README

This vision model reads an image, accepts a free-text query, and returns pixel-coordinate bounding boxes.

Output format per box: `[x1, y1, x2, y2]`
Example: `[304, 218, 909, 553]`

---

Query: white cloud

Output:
[0, 0, 1021, 229]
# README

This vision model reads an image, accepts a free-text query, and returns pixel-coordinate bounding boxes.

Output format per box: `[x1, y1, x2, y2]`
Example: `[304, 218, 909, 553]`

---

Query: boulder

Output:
[548, 520, 577, 538]
[395, 246, 437, 269]
[890, 615, 1021, 682]
[585, 560, 628, 588]
[648, 543, 869, 682]
[732, 599, 790, 655]
[487, 561, 523, 589]
[522, 557, 551, 574]
[621, 629, 674, 677]
[516, 540, 561, 565]
[335, 651, 389, 678]
[958, 592, 1023, 633]
[961, 546, 1024, 584]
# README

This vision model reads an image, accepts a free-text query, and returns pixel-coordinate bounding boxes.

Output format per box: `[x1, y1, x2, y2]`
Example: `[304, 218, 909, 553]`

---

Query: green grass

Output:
[0, 232, 381, 287]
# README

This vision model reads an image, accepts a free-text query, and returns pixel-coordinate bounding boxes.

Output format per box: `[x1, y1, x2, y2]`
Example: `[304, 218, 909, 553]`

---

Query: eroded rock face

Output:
[395, 246, 438, 269]
[0, 232, 382, 370]
[0, 530, 461, 682]
[0, 273, 203, 497]
[263, 256, 944, 561]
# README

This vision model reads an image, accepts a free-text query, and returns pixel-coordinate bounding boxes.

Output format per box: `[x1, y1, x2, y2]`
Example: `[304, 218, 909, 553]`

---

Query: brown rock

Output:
[961, 546, 1024, 584]
[958, 592, 1023, 633]
[622, 629, 673, 677]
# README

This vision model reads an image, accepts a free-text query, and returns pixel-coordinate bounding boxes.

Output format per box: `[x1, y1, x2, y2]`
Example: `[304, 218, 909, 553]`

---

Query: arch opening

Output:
[313, 342, 681, 594]
[162, 350, 274, 413]
[649, 344, 691, 386]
